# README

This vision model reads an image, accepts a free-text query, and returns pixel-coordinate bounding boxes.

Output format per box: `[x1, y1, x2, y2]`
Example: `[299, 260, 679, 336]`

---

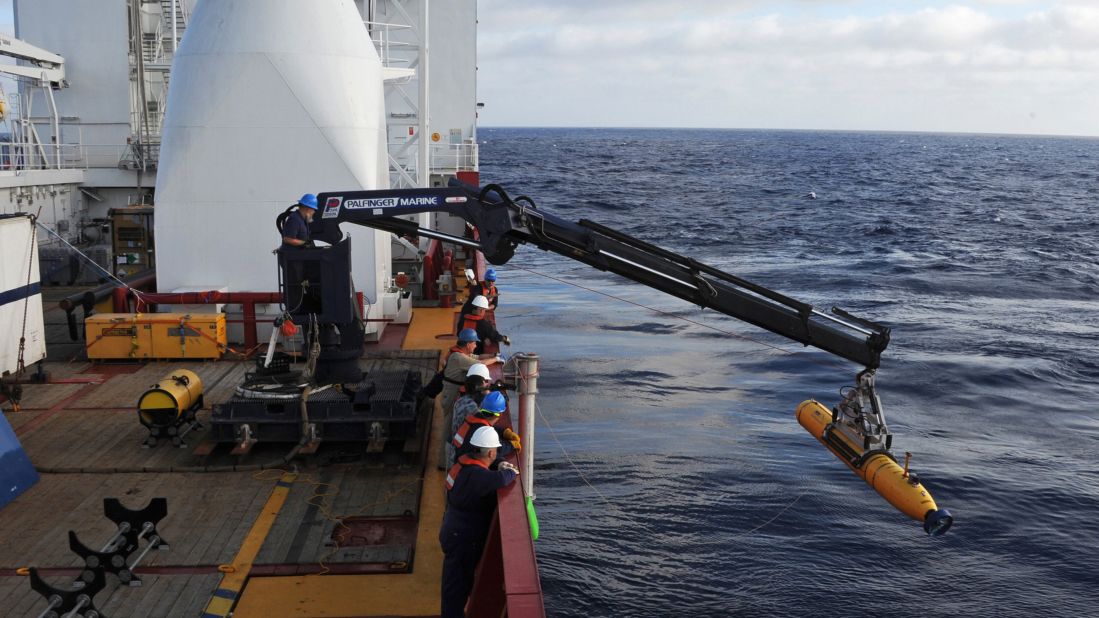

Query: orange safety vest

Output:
[442, 345, 464, 372]
[441, 346, 470, 386]
[445, 454, 489, 490]
[461, 312, 484, 332]
[451, 415, 493, 448]
[484, 282, 497, 299]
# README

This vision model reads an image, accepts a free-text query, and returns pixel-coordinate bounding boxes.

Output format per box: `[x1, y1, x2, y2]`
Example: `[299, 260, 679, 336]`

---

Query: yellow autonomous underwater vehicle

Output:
[797, 371, 953, 535]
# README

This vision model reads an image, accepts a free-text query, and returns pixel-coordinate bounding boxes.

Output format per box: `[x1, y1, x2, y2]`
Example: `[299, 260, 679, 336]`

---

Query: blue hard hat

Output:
[484, 268, 497, 282]
[480, 391, 507, 415]
[458, 328, 479, 343]
[299, 193, 318, 209]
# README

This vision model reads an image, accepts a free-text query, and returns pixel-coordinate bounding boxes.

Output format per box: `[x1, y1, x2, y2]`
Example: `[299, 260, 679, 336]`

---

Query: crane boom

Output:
[0, 34, 66, 87]
[312, 183, 890, 369]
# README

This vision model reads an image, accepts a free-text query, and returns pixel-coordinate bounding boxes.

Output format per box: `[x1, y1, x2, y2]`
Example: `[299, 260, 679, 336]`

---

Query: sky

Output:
[476, 0, 1099, 136]
[0, 1, 1095, 137]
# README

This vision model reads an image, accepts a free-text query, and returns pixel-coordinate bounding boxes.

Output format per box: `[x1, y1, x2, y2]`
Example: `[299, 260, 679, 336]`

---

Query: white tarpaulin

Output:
[0, 215, 46, 375]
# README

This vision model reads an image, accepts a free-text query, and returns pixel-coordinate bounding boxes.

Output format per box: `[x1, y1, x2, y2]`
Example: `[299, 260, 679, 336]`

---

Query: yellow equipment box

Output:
[85, 313, 226, 360]
[149, 313, 226, 359]
[85, 313, 155, 359]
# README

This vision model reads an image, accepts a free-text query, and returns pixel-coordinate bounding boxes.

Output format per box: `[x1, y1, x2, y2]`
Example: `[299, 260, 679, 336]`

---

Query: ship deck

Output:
[0, 297, 462, 617]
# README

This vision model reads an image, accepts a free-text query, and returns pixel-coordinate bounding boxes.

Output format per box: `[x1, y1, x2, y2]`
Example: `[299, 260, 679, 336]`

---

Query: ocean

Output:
[477, 128, 1099, 617]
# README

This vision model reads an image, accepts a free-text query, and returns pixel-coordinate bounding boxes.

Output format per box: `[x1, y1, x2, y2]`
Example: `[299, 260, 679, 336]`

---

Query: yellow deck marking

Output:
[201, 471, 298, 617]
[233, 309, 457, 617]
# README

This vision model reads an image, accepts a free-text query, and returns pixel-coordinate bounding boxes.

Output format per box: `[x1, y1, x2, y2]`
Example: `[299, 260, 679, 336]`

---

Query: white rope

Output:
[534, 399, 656, 534]
[35, 221, 151, 305]
[507, 261, 855, 374]
[15, 205, 45, 381]
[496, 265, 871, 538]
[531, 393, 808, 538]
[726, 489, 811, 540]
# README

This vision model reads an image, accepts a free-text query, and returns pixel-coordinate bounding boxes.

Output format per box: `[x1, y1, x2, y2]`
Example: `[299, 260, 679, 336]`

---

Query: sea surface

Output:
[477, 128, 1099, 617]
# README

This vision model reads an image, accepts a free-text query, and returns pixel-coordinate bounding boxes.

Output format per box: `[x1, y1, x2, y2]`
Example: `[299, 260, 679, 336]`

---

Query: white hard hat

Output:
[472, 295, 490, 309]
[466, 363, 490, 380]
[470, 426, 501, 449]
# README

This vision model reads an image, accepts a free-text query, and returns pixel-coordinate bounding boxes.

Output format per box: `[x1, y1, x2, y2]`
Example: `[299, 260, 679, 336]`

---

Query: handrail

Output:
[365, 20, 417, 68]
[0, 141, 83, 171]
[428, 141, 479, 174]
[0, 140, 167, 171]
[364, 20, 414, 30]
[153, 21, 164, 63]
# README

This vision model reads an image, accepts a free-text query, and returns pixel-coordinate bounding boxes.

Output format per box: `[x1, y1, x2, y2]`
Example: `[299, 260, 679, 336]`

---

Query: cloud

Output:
[477, 1, 1099, 136]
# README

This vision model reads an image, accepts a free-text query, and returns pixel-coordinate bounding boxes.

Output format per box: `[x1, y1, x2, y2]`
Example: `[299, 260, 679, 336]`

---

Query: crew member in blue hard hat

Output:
[461, 267, 499, 313]
[280, 193, 318, 248]
[451, 390, 520, 465]
[439, 329, 501, 468]
[457, 295, 509, 354]
[440, 425, 519, 618]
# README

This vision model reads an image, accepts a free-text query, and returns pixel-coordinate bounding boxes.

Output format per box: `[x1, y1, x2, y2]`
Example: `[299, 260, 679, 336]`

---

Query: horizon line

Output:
[478, 126, 1099, 140]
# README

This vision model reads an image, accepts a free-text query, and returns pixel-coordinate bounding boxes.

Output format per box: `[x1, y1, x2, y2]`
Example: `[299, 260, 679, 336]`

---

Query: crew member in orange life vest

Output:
[457, 295, 509, 355]
[440, 426, 518, 618]
[451, 391, 520, 465]
[460, 267, 499, 312]
[439, 329, 500, 468]
[446, 363, 492, 466]
[448, 363, 510, 448]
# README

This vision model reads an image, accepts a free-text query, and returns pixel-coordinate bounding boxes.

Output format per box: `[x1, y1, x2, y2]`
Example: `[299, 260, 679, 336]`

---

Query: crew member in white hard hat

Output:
[280, 193, 319, 248]
[440, 426, 519, 618]
[457, 295, 509, 354]
[446, 363, 493, 466]
[439, 330, 501, 468]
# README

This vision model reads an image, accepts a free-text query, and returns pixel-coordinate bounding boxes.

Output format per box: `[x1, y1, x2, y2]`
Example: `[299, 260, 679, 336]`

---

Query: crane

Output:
[278, 181, 953, 535]
[0, 34, 66, 87]
[0, 34, 67, 169]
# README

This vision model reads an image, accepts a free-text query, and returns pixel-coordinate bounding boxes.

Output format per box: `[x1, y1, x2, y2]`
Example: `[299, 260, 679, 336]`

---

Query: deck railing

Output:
[365, 20, 416, 69]
[0, 141, 162, 172]
[429, 141, 479, 174]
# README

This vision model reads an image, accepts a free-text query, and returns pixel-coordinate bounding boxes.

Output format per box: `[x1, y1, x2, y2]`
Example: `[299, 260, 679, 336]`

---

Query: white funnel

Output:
[154, 0, 390, 309]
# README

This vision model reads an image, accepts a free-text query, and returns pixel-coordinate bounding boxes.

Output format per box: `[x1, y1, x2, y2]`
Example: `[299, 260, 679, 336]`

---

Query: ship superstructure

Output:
[3, 0, 479, 307]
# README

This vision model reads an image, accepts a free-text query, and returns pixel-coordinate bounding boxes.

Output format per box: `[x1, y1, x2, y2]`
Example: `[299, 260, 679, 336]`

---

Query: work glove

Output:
[499, 461, 520, 474]
[502, 335, 511, 346]
[502, 428, 522, 453]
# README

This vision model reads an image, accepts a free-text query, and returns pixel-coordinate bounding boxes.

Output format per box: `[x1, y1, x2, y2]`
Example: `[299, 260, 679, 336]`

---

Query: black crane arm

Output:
[312, 182, 890, 370]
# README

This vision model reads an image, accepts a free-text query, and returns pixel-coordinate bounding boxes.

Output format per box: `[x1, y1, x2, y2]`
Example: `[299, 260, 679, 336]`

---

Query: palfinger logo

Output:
[321, 196, 342, 219]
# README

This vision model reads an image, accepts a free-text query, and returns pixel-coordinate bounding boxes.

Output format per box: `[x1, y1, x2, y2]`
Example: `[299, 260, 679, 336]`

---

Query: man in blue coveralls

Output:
[280, 193, 318, 248]
[440, 426, 519, 617]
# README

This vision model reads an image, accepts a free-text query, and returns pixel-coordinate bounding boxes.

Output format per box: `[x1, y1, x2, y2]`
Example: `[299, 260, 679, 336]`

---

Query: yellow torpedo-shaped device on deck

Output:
[795, 372, 953, 536]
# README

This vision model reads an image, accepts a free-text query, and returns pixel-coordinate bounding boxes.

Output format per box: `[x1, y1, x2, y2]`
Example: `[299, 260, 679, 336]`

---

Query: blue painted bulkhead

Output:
[0, 412, 37, 510]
